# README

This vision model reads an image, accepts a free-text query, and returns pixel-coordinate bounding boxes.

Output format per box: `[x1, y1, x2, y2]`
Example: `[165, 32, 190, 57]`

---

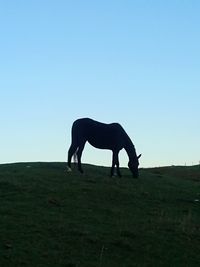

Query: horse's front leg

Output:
[111, 151, 121, 177]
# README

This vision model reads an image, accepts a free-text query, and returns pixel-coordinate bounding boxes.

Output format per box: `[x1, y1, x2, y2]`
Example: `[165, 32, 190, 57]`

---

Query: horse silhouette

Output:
[67, 118, 141, 177]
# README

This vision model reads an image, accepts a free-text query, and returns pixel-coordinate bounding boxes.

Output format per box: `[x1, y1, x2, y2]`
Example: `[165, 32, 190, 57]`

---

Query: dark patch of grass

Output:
[0, 163, 200, 266]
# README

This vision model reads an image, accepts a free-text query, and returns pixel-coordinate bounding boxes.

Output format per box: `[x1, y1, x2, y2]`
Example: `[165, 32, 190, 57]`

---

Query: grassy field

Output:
[0, 162, 200, 267]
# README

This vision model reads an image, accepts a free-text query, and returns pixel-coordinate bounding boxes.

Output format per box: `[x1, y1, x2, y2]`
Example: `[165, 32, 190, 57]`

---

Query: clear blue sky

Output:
[1, 0, 199, 167]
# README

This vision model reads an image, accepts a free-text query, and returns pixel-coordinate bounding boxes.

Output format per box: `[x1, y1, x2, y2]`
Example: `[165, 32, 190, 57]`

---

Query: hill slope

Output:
[0, 163, 200, 266]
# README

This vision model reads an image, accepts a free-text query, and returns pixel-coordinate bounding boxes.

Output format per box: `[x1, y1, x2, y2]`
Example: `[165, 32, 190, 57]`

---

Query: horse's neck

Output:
[124, 137, 137, 161]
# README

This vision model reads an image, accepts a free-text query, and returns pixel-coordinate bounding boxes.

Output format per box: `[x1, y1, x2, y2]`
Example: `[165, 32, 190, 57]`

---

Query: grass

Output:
[0, 162, 200, 266]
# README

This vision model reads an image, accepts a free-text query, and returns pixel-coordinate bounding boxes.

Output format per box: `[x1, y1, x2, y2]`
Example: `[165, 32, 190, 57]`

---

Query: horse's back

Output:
[73, 118, 123, 133]
[71, 118, 125, 149]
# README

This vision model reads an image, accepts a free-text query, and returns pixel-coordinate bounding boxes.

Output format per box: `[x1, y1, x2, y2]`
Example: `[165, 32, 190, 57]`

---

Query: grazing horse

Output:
[67, 118, 141, 177]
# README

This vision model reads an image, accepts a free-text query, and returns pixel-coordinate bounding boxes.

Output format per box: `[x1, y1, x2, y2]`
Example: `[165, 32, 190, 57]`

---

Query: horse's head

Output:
[128, 154, 141, 178]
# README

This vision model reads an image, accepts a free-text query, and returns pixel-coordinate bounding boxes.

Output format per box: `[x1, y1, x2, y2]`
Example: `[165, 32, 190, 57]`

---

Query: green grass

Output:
[0, 162, 200, 267]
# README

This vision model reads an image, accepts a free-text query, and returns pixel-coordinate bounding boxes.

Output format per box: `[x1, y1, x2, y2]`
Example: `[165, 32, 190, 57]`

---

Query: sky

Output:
[0, 0, 200, 168]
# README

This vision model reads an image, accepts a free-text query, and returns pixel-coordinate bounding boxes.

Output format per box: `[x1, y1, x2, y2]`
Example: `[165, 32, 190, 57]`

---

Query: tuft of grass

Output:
[0, 163, 200, 266]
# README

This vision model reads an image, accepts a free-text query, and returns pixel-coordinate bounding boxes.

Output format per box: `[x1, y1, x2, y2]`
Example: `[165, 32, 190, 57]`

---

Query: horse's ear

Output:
[137, 154, 142, 159]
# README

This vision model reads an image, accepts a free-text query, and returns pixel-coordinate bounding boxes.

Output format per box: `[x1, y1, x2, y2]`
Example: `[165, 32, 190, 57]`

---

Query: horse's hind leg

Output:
[67, 143, 78, 171]
[76, 142, 86, 173]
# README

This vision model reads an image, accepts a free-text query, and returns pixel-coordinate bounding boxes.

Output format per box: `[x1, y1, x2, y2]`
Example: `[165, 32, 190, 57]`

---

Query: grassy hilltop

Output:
[0, 163, 200, 267]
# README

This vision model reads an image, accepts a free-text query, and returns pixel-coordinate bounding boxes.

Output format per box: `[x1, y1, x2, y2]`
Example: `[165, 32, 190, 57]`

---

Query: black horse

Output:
[67, 118, 141, 177]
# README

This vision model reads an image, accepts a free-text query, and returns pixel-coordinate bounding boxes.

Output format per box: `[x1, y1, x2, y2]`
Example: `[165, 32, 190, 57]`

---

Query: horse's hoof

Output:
[67, 167, 72, 172]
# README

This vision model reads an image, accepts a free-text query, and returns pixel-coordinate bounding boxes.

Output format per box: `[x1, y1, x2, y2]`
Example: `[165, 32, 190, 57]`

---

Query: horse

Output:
[67, 118, 141, 177]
